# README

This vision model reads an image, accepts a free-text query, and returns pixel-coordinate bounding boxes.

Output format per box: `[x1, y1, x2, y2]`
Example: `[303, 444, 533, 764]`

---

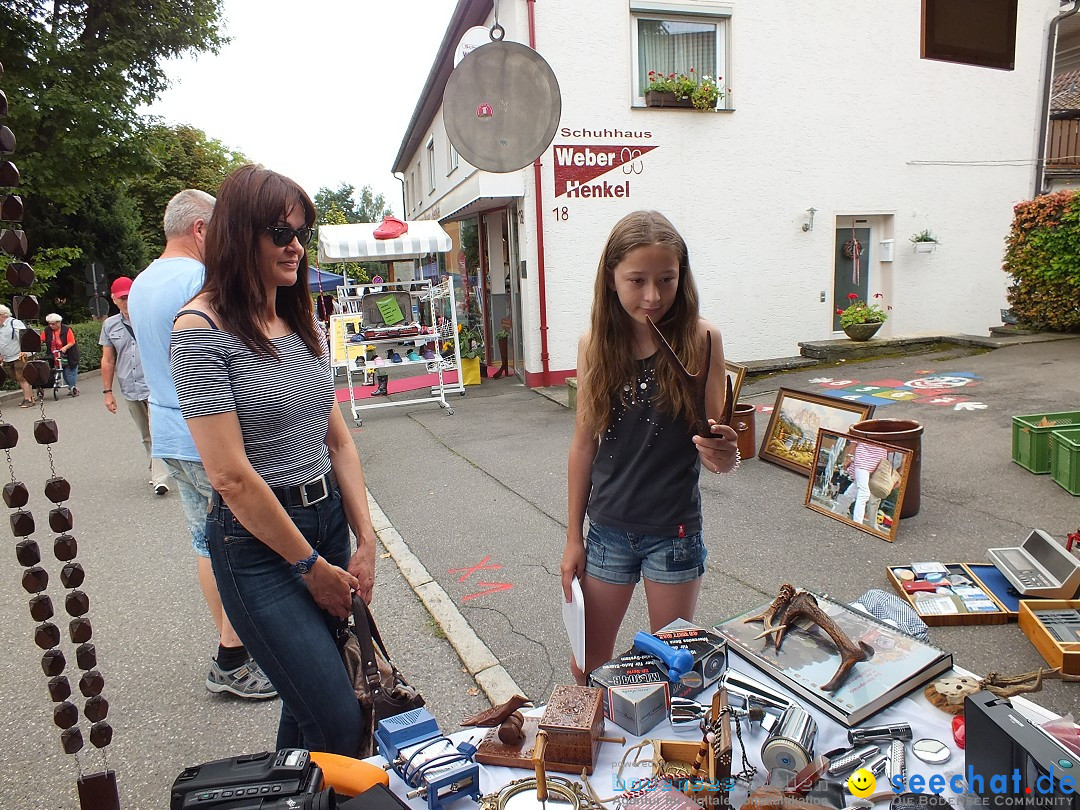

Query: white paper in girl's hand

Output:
[562, 576, 585, 672]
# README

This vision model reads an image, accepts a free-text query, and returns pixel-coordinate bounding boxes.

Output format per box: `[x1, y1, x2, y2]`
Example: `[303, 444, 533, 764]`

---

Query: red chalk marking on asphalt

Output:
[449, 555, 502, 582]
[463, 582, 513, 600]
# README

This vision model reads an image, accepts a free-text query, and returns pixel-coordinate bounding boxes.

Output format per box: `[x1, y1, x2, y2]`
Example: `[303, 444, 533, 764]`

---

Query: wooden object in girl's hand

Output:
[645, 316, 732, 435]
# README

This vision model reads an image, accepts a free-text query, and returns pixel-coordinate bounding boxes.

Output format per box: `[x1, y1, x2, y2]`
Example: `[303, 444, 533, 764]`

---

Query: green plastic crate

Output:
[1012, 411, 1080, 473]
[1050, 427, 1080, 496]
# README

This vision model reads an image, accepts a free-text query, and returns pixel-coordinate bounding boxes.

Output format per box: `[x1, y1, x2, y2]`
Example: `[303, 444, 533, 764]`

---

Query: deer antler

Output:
[780, 591, 873, 693]
[744, 584, 796, 649]
[645, 316, 732, 434]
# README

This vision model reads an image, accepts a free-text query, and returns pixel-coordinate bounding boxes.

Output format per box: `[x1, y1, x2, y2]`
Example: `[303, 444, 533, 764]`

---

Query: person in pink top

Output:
[839, 441, 888, 526]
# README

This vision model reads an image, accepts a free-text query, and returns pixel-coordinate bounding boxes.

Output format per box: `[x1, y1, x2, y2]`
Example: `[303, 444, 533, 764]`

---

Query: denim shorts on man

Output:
[584, 522, 707, 586]
[164, 458, 214, 556]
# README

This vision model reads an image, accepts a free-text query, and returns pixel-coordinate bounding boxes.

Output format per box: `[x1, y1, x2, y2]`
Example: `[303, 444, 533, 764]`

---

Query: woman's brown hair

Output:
[578, 210, 704, 437]
[201, 164, 321, 357]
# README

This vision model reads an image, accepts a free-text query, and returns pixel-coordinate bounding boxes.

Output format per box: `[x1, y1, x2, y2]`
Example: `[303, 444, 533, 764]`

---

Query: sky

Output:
[141, 0, 458, 217]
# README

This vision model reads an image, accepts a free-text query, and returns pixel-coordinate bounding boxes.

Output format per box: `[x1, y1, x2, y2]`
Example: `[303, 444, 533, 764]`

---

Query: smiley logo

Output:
[847, 768, 876, 798]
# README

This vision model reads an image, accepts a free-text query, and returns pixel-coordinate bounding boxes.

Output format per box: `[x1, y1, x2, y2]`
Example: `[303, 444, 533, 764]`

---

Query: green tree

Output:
[0, 0, 227, 314]
[128, 123, 248, 255]
[311, 184, 392, 283]
[0, 1, 227, 211]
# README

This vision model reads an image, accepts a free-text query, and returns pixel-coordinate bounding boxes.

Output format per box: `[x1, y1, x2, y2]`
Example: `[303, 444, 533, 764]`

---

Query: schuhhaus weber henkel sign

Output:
[553, 143, 657, 199]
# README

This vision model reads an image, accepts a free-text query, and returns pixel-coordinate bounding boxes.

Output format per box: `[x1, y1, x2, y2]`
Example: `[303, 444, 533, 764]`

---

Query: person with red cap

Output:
[98, 275, 171, 495]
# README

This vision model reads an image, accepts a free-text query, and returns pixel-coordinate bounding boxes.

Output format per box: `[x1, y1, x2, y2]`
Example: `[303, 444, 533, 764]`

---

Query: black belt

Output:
[213, 470, 338, 510]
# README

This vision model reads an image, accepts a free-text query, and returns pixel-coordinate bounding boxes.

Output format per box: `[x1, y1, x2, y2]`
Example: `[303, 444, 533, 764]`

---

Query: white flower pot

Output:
[913, 241, 937, 254]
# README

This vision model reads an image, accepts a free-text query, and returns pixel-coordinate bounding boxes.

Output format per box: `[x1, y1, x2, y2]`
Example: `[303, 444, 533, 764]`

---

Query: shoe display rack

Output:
[329, 279, 464, 425]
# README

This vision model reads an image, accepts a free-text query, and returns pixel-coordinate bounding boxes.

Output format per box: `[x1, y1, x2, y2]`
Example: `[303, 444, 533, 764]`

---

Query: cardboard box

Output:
[588, 621, 726, 736]
[589, 648, 674, 735]
[1019, 600, 1080, 675]
[653, 620, 728, 691]
[886, 563, 1019, 626]
[605, 682, 668, 737]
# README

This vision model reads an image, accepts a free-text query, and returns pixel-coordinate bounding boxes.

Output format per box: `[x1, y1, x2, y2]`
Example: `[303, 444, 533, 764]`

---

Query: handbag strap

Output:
[351, 595, 396, 697]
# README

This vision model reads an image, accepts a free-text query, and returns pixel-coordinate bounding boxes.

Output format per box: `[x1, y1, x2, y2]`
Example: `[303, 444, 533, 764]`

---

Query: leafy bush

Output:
[70, 321, 104, 372]
[1003, 190, 1080, 332]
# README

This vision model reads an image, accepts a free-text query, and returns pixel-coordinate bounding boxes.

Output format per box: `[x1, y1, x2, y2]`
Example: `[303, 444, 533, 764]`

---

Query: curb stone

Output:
[367, 491, 524, 705]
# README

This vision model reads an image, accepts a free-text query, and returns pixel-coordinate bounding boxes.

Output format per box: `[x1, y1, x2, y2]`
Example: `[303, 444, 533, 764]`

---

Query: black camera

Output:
[170, 749, 336, 809]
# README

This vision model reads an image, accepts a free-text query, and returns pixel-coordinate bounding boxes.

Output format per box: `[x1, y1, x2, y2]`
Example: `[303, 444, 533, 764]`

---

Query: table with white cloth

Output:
[373, 655, 1059, 810]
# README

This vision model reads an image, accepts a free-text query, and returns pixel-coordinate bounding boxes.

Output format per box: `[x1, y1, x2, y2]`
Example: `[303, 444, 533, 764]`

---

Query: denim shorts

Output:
[164, 458, 214, 557]
[584, 522, 707, 586]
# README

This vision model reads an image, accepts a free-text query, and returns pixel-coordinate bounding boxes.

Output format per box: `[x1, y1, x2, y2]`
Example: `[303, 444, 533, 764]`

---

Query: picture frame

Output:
[805, 429, 912, 542]
[758, 388, 875, 475]
[725, 361, 746, 408]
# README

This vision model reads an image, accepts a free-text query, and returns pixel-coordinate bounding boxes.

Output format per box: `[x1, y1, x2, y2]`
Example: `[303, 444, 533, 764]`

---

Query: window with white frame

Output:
[630, 2, 729, 109]
[447, 140, 459, 174]
[409, 170, 416, 210]
[426, 137, 436, 192]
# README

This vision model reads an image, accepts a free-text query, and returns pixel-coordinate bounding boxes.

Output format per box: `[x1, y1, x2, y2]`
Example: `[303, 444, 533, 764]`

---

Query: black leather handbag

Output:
[339, 596, 426, 757]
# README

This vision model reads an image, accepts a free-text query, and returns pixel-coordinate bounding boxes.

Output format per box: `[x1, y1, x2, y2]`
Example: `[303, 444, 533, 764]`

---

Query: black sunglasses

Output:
[265, 225, 315, 247]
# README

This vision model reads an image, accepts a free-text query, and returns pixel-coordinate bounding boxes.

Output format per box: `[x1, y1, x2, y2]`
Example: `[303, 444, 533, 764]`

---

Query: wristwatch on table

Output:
[290, 550, 319, 575]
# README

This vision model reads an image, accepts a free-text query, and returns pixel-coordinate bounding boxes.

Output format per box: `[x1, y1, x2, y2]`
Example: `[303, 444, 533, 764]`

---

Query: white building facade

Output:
[395, 0, 1061, 388]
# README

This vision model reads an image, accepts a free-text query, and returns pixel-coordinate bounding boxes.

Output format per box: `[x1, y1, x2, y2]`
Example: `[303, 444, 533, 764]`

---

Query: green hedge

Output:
[1003, 190, 1080, 332]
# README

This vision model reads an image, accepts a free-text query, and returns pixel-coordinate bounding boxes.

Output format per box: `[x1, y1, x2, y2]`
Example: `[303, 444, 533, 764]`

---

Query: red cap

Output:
[111, 277, 133, 297]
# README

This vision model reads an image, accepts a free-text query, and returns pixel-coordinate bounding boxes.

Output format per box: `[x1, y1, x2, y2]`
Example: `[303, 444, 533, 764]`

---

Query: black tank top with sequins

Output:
[587, 354, 702, 536]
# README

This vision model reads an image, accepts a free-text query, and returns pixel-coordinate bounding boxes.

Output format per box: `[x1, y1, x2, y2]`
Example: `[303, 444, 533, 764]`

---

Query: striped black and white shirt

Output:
[171, 328, 334, 487]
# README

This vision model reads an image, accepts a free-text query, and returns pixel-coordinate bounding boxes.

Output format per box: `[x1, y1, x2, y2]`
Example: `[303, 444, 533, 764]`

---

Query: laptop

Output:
[987, 529, 1080, 599]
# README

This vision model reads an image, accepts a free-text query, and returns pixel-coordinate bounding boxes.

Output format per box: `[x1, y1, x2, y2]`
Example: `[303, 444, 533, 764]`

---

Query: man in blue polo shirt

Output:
[129, 189, 275, 700]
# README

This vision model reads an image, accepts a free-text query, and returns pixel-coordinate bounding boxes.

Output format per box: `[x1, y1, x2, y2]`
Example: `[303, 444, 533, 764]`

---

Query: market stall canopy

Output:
[318, 221, 453, 264]
[307, 266, 347, 290]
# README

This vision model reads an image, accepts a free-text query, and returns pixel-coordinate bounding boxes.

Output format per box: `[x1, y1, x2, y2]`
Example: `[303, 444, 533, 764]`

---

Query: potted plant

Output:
[910, 229, 938, 254]
[458, 323, 485, 385]
[837, 293, 888, 340]
[643, 69, 722, 111]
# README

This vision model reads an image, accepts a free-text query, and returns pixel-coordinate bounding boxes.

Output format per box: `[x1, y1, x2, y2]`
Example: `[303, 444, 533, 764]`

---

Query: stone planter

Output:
[645, 90, 695, 109]
[842, 321, 883, 341]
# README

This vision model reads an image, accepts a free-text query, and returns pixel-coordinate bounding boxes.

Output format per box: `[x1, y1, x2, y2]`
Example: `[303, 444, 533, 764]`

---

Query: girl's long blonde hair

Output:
[579, 211, 705, 437]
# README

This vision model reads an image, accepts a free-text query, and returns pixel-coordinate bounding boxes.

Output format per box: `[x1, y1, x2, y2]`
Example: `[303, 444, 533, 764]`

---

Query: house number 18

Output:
[552, 207, 569, 221]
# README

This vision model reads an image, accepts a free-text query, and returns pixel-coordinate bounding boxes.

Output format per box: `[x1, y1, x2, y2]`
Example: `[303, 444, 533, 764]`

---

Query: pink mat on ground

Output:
[336, 371, 460, 402]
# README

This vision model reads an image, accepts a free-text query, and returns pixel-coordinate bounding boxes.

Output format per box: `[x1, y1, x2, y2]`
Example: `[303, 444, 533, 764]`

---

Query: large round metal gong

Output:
[443, 40, 561, 173]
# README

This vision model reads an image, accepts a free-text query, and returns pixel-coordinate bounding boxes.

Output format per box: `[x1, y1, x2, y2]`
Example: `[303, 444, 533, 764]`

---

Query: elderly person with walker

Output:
[171, 164, 377, 755]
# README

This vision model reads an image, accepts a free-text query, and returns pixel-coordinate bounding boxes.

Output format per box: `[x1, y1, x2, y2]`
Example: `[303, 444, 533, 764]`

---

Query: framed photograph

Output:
[725, 361, 747, 407]
[758, 388, 875, 475]
[805, 429, 912, 542]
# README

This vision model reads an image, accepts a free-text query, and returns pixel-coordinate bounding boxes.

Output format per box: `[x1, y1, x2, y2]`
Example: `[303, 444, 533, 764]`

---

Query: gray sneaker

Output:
[206, 657, 278, 700]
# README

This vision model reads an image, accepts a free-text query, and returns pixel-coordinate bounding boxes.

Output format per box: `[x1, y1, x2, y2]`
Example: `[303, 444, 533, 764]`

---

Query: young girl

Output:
[561, 210, 739, 683]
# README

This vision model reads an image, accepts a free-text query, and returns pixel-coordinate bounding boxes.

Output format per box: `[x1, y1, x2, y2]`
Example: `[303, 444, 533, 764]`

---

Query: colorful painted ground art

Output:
[805, 370, 987, 412]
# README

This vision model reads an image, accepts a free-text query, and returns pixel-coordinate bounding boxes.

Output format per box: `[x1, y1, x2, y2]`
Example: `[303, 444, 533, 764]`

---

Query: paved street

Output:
[2, 335, 1079, 808]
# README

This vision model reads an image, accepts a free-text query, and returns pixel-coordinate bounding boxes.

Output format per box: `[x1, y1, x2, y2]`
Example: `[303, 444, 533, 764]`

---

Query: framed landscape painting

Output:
[758, 388, 875, 475]
[805, 429, 912, 542]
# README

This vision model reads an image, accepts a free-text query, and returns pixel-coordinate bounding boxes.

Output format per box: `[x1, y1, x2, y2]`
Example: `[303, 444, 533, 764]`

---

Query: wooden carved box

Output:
[538, 685, 604, 771]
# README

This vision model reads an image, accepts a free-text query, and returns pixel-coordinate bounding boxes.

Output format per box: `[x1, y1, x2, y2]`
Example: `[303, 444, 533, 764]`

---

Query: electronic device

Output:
[965, 690, 1078, 809]
[375, 709, 479, 810]
[169, 749, 334, 809]
[987, 529, 1080, 598]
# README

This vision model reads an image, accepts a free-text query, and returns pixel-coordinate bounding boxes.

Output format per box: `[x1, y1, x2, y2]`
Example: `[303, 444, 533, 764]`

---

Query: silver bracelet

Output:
[720, 447, 742, 474]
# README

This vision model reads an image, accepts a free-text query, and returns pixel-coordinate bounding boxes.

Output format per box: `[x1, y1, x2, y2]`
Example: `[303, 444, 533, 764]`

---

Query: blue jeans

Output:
[206, 487, 362, 755]
[61, 364, 77, 389]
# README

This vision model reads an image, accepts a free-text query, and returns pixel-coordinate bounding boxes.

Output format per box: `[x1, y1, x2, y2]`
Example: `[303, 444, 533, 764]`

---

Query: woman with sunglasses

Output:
[171, 164, 376, 755]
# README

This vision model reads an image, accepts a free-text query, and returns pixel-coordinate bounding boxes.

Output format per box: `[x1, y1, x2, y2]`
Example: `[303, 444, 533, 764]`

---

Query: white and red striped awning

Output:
[317, 221, 452, 263]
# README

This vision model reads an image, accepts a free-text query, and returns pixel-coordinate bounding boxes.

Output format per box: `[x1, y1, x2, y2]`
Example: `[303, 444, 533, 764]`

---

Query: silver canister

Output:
[760, 705, 818, 772]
